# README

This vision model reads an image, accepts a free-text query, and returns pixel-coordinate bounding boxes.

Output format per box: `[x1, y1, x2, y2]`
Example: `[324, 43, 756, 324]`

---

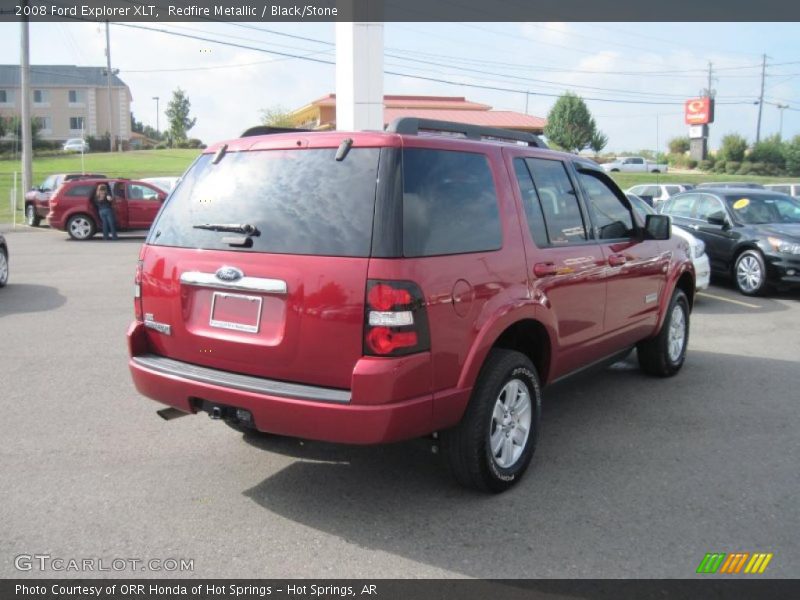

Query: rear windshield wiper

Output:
[192, 223, 260, 236]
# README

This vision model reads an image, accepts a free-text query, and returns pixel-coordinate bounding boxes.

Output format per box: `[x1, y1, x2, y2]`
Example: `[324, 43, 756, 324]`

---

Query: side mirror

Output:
[645, 214, 670, 240]
[707, 211, 729, 228]
[158, 193, 166, 202]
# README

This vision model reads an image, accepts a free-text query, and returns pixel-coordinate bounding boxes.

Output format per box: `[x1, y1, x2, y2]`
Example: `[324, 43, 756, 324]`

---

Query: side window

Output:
[41, 175, 56, 191]
[694, 195, 725, 221]
[512, 159, 548, 246]
[772, 185, 790, 195]
[66, 185, 94, 197]
[631, 158, 644, 165]
[525, 158, 587, 244]
[664, 195, 696, 218]
[577, 171, 635, 240]
[629, 185, 645, 195]
[129, 184, 160, 201]
[665, 186, 681, 196]
[402, 148, 502, 257]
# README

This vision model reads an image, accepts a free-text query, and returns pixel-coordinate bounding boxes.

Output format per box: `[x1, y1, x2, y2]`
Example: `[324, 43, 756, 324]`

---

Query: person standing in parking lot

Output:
[92, 183, 118, 240]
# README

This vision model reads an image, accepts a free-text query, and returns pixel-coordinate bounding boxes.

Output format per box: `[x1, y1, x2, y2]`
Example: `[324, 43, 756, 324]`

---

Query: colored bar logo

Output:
[697, 552, 773, 574]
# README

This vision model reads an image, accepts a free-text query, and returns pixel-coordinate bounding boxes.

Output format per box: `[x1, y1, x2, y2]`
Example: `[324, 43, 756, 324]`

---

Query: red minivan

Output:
[128, 119, 695, 492]
[47, 178, 167, 240]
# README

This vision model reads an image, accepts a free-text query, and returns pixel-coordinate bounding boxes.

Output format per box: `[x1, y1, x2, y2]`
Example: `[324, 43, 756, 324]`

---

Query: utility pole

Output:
[20, 13, 33, 195]
[756, 53, 767, 143]
[152, 96, 159, 137]
[105, 21, 114, 152]
[524, 91, 529, 115]
[705, 62, 715, 97]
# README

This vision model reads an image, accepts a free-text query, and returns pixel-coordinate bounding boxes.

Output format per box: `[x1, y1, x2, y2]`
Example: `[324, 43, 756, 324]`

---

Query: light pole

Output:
[152, 96, 160, 138]
[777, 104, 789, 139]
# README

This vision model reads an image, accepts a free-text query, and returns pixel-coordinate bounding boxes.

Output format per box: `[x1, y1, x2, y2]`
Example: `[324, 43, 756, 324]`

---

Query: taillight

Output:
[134, 259, 143, 321]
[364, 280, 430, 356]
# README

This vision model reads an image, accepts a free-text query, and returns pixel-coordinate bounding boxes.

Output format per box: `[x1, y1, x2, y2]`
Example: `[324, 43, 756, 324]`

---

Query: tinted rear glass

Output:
[402, 148, 501, 257]
[149, 149, 380, 256]
[66, 185, 94, 197]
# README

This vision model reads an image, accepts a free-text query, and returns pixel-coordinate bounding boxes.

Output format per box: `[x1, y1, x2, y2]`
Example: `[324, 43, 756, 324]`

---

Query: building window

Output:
[0, 89, 10, 104]
[68, 89, 85, 104]
[33, 89, 49, 104]
[69, 117, 85, 131]
[35, 116, 52, 132]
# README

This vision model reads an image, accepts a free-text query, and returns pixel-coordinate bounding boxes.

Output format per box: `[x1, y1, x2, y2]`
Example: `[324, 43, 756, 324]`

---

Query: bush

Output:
[785, 135, 800, 176]
[737, 162, 754, 176]
[719, 134, 748, 162]
[698, 159, 714, 172]
[86, 134, 111, 152]
[749, 134, 785, 168]
[686, 159, 698, 170]
[725, 161, 741, 174]
[155, 142, 168, 150]
[668, 136, 691, 154]
[713, 160, 727, 173]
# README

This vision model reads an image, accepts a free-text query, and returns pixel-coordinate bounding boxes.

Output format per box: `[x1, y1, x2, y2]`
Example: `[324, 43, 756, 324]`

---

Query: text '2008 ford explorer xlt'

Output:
[128, 119, 695, 492]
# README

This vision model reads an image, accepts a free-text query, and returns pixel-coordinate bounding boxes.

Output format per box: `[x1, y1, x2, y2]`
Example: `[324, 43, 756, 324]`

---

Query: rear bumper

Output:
[127, 323, 436, 444]
[694, 254, 711, 291]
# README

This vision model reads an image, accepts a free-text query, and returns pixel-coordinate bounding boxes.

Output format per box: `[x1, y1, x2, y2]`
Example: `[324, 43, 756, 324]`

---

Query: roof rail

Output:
[386, 117, 547, 148]
[240, 125, 312, 137]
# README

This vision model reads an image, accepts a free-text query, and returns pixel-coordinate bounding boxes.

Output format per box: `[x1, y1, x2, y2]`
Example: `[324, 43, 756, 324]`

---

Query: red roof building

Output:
[288, 94, 546, 133]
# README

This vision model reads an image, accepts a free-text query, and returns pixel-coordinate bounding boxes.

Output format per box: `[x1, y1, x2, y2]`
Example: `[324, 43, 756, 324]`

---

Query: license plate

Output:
[209, 292, 262, 333]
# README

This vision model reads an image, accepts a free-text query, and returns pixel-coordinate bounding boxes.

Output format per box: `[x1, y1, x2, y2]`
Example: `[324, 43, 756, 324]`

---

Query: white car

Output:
[764, 183, 800, 198]
[602, 156, 668, 173]
[141, 177, 180, 193]
[626, 184, 693, 207]
[627, 194, 710, 291]
[62, 138, 89, 153]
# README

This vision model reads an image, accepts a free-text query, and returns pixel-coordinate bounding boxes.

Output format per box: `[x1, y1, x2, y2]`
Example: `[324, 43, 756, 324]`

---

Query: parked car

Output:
[764, 183, 800, 198]
[24, 173, 107, 227]
[62, 138, 90, 153]
[696, 182, 765, 190]
[659, 188, 800, 295]
[627, 193, 710, 291]
[601, 156, 668, 173]
[626, 183, 692, 207]
[47, 178, 167, 240]
[0, 233, 7, 287]
[127, 118, 694, 492]
[141, 177, 180, 193]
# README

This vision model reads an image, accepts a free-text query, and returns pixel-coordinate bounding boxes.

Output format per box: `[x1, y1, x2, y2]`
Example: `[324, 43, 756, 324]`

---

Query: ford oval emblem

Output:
[216, 266, 244, 282]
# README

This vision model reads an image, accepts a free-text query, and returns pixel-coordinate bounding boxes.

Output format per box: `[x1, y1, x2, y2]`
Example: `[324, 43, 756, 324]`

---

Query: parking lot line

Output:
[697, 292, 761, 309]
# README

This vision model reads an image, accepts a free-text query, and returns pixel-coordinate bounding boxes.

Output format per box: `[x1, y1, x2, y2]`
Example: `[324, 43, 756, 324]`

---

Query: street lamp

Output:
[152, 96, 160, 138]
[777, 104, 789, 139]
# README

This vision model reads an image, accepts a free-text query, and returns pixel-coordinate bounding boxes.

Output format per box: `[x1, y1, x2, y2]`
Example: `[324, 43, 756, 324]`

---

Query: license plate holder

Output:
[209, 292, 262, 333]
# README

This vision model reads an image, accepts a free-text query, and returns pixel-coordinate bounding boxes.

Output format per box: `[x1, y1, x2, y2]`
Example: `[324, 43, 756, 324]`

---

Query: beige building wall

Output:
[0, 84, 131, 142]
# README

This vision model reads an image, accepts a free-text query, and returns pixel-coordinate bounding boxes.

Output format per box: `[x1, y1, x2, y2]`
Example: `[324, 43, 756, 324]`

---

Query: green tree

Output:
[749, 134, 786, 168]
[130, 112, 144, 134]
[6, 116, 41, 145]
[165, 87, 196, 145]
[259, 105, 296, 127]
[668, 136, 690, 154]
[783, 135, 800, 176]
[543, 92, 597, 153]
[719, 133, 748, 162]
[588, 130, 608, 156]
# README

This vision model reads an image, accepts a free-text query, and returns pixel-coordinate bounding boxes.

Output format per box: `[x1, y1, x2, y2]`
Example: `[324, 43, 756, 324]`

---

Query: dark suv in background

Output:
[660, 188, 800, 295]
[128, 119, 694, 492]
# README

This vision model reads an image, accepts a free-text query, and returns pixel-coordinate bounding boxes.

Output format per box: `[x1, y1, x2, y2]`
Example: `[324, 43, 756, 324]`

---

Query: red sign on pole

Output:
[685, 97, 714, 125]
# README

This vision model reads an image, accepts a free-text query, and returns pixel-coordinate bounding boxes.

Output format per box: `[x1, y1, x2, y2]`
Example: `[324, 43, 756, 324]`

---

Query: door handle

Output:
[608, 254, 627, 267]
[533, 262, 558, 277]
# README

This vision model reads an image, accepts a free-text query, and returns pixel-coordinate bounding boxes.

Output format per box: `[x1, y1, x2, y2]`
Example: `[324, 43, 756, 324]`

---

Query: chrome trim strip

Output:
[180, 271, 288, 295]
[132, 354, 351, 404]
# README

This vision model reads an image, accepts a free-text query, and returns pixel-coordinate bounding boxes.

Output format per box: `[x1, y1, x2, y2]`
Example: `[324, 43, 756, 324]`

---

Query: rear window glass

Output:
[66, 185, 94, 197]
[402, 148, 501, 257]
[149, 148, 380, 256]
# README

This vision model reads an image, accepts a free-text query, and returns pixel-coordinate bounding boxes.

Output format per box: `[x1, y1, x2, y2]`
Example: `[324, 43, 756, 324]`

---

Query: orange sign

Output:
[685, 97, 714, 125]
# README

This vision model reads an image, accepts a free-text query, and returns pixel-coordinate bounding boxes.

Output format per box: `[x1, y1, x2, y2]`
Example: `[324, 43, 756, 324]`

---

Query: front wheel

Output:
[25, 204, 41, 227]
[638, 289, 689, 377]
[441, 349, 542, 493]
[0, 246, 8, 287]
[66, 214, 96, 240]
[734, 250, 768, 296]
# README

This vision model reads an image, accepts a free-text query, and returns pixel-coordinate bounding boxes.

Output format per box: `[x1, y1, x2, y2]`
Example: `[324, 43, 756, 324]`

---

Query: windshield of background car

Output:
[149, 148, 381, 256]
[726, 194, 800, 224]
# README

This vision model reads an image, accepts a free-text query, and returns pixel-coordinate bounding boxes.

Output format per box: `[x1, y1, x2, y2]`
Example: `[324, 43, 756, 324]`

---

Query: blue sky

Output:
[1, 21, 798, 152]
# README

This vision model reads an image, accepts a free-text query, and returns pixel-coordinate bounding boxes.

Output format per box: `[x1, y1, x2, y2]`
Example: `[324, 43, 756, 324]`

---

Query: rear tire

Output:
[0, 246, 8, 287]
[638, 289, 689, 377]
[67, 214, 96, 240]
[25, 204, 41, 227]
[441, 349, 541, 493]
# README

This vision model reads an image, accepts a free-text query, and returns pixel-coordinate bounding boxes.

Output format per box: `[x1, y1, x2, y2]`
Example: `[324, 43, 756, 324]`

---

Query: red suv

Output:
[47, 178, 167, 240]
[25, 173, 107, 227]
[128, 119, 695, 492]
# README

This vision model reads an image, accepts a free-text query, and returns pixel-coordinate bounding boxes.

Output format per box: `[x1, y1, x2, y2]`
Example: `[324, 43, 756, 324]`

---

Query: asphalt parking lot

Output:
[1, 226, 798, 579]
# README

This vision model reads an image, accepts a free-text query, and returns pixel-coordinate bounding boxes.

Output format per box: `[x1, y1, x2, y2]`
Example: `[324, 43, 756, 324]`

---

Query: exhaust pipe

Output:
[157, 407, 189, 421]
[210, 406, 223, 420]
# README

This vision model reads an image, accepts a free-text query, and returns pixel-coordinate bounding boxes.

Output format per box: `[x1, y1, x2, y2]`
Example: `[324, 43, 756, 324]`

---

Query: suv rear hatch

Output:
[138, 140, 386, 391]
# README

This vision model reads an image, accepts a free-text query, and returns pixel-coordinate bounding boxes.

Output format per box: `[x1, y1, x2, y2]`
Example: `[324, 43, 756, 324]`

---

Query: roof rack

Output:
[240, 125, 312, 137]
[386, 117, 547, 148]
